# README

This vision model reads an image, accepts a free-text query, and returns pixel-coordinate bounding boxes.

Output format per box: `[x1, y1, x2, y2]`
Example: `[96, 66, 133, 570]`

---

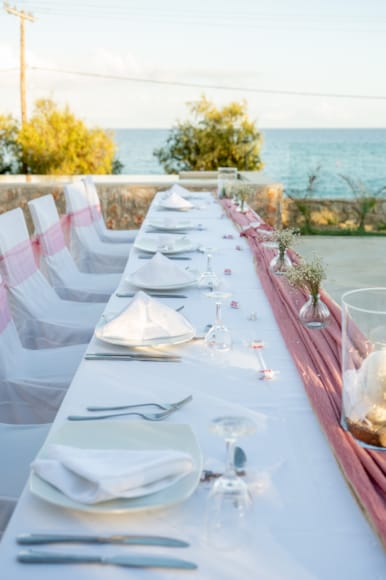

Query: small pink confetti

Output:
[259, 369, 275, 380]
[230, 300, 240, 309]
[223, 234, 234, 239]
[235, 245, 243, 251]
[224, 268, 232, 276]
[251, 340, 265, 350]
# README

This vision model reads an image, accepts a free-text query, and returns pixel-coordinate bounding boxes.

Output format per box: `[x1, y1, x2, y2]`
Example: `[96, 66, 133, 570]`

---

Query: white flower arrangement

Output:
[271, 228, 300, 256]
[285, 255, 326, 301]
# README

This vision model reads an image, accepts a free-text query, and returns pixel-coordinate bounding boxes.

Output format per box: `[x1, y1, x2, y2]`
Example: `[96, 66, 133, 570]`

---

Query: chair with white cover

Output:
[0, 401, 50, 539]
[82, 175, 139, 243]
[28, 194, 121, 302]
[0, 208, 105, 348]
[64, 181, 130, 273]
[0, 273, 85, 422]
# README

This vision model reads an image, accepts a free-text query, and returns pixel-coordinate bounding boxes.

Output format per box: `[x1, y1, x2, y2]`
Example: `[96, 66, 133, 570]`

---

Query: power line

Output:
[7, 2, 386, 29]
[30, 66, 386, 101]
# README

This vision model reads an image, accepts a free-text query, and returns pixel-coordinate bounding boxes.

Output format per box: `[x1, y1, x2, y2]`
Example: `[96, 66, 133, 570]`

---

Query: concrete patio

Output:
[299, 235, 386, 305]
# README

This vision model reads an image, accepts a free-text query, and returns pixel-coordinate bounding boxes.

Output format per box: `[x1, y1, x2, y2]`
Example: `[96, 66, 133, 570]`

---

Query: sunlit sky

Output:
[1, 0, 386, 129]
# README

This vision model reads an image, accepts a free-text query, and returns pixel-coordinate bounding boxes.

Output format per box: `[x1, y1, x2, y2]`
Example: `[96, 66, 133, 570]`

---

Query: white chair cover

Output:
[0, 402, 50, 539]
[64, 182, 130, 273]
[0, 208, 105, 348]
[28, 194, 120, 302]
[82, 175, 139, 243]
[0, 274, 86, 422]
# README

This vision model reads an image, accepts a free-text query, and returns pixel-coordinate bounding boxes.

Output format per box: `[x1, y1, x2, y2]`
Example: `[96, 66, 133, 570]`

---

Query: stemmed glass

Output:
[205, 416, 256, 550]
[204, 290, 232, 352]
[197, 246, 219, 290]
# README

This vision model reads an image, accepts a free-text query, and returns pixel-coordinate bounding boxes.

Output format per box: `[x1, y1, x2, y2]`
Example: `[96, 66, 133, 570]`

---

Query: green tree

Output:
[0, 114, 22, 174]
[154, 96, 263, 174]
[0, 99, 122, 174]
[17, 99, 119, 174]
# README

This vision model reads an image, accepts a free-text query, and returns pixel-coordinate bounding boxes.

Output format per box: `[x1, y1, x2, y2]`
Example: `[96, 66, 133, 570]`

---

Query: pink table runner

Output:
[223, 200, 386, 548]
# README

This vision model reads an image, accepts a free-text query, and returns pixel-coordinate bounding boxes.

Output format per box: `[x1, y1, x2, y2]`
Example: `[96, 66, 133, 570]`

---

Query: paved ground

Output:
[298, 236, 386, 305]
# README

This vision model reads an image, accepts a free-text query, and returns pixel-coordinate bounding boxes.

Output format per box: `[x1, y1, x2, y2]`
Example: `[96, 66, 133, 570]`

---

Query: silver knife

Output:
[86, 352, 180, 359]
[85, 354, 180, 362]
[138, 255, 191, 260]
[17, 549, 197, 569]
[17, 533, 188, 548]
[116, 292, 187, 298]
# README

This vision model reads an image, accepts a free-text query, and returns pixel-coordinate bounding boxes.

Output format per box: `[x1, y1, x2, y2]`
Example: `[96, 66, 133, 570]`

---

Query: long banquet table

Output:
[1, 191, 385, 579]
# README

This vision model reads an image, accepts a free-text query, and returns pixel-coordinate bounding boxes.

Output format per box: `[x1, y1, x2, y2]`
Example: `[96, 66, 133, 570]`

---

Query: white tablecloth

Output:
[1, 192, 385, 578]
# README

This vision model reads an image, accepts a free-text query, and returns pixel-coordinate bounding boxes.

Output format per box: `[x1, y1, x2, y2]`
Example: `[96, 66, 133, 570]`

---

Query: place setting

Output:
[159, 183, 210, 202]
[146, 216, 206, 234]
[122, 251, 200, 293]
[134, 232, 197, 257]
[92, 290, 196, 350]
[157, 188, 195, 211]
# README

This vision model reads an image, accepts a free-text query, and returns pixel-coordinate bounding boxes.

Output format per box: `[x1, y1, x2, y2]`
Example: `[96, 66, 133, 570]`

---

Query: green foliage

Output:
[339, 175, 386, 232]
[0, 114, 22, 173]
[0, 99, 122, 174]
[154, 96, 263, 174]
[285, 165, 322, 234]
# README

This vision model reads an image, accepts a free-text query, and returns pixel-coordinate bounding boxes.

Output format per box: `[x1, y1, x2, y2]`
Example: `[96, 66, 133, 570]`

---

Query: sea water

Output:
[113, 128, 386, 199]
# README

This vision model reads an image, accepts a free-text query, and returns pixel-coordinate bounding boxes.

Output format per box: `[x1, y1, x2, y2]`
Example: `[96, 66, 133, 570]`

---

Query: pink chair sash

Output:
[0, 239, 38, 288]
[222, 199, 386, 548]
[35, 221, 66, 257]
[90, 203, 102, 222]
[67, 206, 94, 228]
[0, 280, 11, 334]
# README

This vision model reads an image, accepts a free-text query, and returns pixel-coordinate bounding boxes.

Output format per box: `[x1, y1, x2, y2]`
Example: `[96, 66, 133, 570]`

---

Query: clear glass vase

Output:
[341, 288, 386, 449]
[299, 293, 330, 329]
[269, 248, 292, 276]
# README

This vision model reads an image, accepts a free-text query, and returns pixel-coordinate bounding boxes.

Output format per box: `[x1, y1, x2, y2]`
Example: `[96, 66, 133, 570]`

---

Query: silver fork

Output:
[86, 394, 192, 413]
[67, 407, 177, 422]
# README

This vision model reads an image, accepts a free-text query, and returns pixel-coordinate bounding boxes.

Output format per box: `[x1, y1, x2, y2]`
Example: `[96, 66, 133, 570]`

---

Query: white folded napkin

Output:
[162, 191, 193, 210]
[130, 252, 196, 287]
[31, 444, 194, 504]
[169, 183, 191, 197]
[100, 290, 195, 342]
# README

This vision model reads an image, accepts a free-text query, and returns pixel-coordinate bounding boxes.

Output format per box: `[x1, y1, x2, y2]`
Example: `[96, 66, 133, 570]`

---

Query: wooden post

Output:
[4, 3, 35, 126]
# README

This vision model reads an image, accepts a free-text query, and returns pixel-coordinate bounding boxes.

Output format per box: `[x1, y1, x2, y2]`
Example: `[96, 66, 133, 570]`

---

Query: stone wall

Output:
[281, 197, 386, 231]
[0, 180, 283, 234]
[0, 179, 384, 233]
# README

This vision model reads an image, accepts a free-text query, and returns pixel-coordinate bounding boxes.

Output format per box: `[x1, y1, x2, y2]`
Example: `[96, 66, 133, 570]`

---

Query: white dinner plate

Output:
[126, 272, 199, 291]
[94, 318, 195, 347]
[134, 235, 195, 254]
[158, 200, 193, 211]
[30, 422, 203, 514]
[147, 218, 195, 232]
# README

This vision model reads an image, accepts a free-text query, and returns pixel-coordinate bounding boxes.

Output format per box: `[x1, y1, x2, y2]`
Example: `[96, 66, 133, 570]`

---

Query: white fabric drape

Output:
[0, 404, 50, 540]
[0, 208, 105, 348]
[28, 194, 120, 302]
[82, 175, 139, 243]
[0, 274, 86, 422]
[64, 182, 130, 273]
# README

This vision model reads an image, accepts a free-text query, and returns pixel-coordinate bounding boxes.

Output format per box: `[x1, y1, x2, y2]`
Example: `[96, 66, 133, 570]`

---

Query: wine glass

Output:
[205, 416, 256, 550]
[204, 290, 232, 352]
[197, 246, 219, 290]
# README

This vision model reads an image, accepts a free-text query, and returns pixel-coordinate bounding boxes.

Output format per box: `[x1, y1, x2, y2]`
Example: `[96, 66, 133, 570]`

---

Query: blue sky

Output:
[1, 0, 386, 128]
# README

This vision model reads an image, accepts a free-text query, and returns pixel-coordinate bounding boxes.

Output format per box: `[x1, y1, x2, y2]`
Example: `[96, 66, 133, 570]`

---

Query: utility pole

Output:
[4, 2, 35, 126]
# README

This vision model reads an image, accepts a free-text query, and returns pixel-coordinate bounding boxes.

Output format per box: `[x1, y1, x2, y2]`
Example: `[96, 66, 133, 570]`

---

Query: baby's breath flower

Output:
[271, 228, 300, 255]
[285, 255, 326, 300]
